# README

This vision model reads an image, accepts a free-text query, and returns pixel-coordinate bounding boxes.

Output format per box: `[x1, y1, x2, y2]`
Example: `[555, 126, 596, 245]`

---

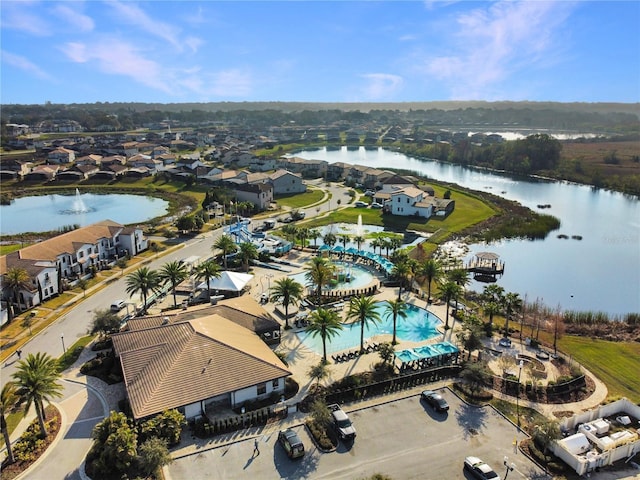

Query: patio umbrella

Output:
[332, 245, 345, 253]
[319, 244, 331, 252]
[345, 247, 359, 255]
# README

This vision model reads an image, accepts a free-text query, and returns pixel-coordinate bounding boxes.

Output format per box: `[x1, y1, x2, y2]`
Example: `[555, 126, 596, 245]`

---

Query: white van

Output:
[110, 300, 126, 312]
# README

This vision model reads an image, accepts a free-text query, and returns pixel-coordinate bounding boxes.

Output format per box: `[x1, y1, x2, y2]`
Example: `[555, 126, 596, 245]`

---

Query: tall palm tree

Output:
[503, 292, 523, 337]
[482, 301, 502, 329]
[297, 227, 310, 249]
[213, 235, 237, 269]
[392, 260, 413, 301]
[447, 268, 471, 288]
[322, 232, 337, 247]
[306, 308, 343, 363]
[389, 237, 402, 253]
[370, 237, 382, 255]
[353, 235, 365, 251]
[125, 266, 161, 314]
[305, 256, 333, 302]
[12, 352, 63, 437]
[339, 234, 350, 249]
[194, 260, 221, 302]
[384, 299, 408, 345]
[158, 261, 189, 307]
[270, 277, 304, 328]
[237, 242, 258, 272]
[481, 284, 505, 327]
[439, 280, 462, 330]
[419, 258, 442, 304]
[308, 229, 320, 247]
[1, 382, 19, 464]
[3, 267, 29, 316]
[346, 295, 381, 354]
[381, 237, 392, 257]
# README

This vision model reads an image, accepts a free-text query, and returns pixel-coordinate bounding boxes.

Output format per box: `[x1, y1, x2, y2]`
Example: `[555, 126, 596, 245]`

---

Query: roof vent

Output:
[162, 317, 170, 325]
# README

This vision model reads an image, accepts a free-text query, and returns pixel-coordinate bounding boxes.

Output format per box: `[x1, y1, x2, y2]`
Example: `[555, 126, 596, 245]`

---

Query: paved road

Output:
[1, 182, 352, 384]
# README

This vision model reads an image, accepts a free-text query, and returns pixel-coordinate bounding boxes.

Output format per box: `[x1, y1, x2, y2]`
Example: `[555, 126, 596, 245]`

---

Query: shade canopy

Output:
[197, 271, 253, 292]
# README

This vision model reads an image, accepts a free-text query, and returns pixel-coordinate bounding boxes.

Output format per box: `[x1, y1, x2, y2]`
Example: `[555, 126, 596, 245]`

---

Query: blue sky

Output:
[1, 1, 639, 105]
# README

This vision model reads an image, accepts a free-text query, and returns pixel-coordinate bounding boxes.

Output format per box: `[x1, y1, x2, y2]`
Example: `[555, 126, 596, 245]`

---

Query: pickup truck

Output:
[328, 404, 356, 441]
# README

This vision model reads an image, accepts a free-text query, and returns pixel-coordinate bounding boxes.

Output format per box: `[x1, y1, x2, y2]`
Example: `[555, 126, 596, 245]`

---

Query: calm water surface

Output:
[290, 147, 640, 316]
[1, 193, 169, 234]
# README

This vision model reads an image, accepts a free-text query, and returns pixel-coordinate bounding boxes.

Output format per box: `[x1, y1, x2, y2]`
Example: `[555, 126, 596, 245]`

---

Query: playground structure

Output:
[225, 219, 293, 256]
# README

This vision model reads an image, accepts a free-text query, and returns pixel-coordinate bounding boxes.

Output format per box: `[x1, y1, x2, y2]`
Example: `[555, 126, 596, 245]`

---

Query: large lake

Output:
[1, 192, 169, 235]
[289, 147, 640, 316]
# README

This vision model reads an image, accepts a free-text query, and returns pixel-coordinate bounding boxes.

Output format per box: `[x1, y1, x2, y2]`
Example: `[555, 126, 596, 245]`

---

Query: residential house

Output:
[111, 313, 291, 420]
[24, 165, 59, 182]
[326, 162, 350, 181]
[389, 186, 433, 218]
[47, 147, 76, 164]
[233, 182, 273, 211]
[75, 154, 103, 166]
[277, 157, 328, 179]
[0, 220, 147, 310]
[269, 169, 306, 195]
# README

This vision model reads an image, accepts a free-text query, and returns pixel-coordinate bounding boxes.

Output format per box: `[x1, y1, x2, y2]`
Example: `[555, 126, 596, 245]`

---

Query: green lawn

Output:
[303, 186, 495, 240]
[274, 188, 324, 208]
[557, 336, 640, 402]
[0, 244, 22, 255]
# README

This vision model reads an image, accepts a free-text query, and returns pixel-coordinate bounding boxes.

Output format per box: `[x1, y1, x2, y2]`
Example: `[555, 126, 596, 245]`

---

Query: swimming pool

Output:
[290, 262, 376, 291]
[297, 303, 442, 354]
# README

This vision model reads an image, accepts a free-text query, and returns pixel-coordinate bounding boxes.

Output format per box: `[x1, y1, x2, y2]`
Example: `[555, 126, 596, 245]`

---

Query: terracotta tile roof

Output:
[13, 220, 123, 262]
[126, 296, 278, 333]
[112, 315, 291, 419]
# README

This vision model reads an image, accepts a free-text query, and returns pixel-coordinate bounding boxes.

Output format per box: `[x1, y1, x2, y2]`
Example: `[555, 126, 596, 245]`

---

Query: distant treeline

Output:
[2, 102, 638, 134]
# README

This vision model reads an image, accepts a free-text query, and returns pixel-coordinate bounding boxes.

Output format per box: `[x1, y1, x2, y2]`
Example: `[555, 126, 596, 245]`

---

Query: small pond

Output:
[1, 191, 170, 234]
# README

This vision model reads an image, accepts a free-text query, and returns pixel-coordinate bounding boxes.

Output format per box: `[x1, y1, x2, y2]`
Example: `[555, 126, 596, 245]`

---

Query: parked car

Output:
[464, 456, 500, 480]
[370, 202, 383, 209]
[364, 190, 375, 197]
[420, 390, 449, 413]
[498, 337, 512, 348]
[328, 404, 356, 441]
[110, 300, 126, 312]
[278, 428, 305, 459]
[281, 216, 293, 223]
[354, 200, 368, 208]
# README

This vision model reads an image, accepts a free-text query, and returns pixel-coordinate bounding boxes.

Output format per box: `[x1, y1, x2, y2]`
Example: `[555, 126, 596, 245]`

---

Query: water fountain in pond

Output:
[356, 214, 363, 237]
[62, 188, 95, 214]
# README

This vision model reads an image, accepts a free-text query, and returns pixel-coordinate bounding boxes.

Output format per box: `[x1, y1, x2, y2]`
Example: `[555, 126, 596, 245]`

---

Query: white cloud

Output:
[61, 39, 172, 93]
[420, 1, 575, 99]
[181, 69, 253, 97]
[360, 73, 404, 100]
[51, 4, 94, 32]
[0, 1, 51, 36]
[106, 0, 201, 53]
[1, 49, 54, 80]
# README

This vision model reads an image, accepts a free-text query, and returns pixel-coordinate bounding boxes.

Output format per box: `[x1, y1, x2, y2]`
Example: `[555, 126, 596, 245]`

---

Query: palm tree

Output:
[482, 301, 502, 329]
[213, 235, 237, 269]
[503, 292, 523, 337]
[339, 234, 350, 249]
[297, 227, 310, 249]
[481, 284, 505, 328]
[306, 308, 344, 363]
[346, 295, 381, 354]
[1, 382, 19, 464]
[353, 235, 365, 251]
[308, 229, 320, 247]
[270, 277, 304, 328]
[389, 237, 402, 253]
[381, 237, 392, 257]
[125, 266, 161, 314]
[370, 237, 382, 255]
[439, 280, 462, 330]
[322, 232, 337, 247]
[392, 260, 413, 301]
[282, 224, 298, 246]
[158, 261, 189, 307]
[384, 299, 407, 345]
[237, 242, 258, 272]
[3, 267, 29, 316]
[419, 258, 442, 304]
[305, 256, 333, 302]
[447, 267, 470, 287]
[194, 260, 221, 302]
[12, 352, 63, 437]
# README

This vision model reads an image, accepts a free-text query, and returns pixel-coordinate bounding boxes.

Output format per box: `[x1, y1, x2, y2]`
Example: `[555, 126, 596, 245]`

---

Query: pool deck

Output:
[250, 256, 454, 405]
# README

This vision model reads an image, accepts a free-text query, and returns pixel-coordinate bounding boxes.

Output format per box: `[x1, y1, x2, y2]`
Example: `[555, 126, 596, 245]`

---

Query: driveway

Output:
[165, 389, 547, 480]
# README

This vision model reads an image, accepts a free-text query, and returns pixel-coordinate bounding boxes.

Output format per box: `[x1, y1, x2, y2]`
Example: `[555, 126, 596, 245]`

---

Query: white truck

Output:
[328, 404, 356, 442]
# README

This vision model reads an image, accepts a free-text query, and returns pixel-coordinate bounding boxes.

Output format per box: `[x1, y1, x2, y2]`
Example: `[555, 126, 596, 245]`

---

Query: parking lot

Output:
[165, 388, 547, 480]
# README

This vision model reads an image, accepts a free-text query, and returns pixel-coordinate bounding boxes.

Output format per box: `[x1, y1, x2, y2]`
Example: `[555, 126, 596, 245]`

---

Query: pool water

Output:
[290, 262, 375, 291]
[297, 303, 441, 354]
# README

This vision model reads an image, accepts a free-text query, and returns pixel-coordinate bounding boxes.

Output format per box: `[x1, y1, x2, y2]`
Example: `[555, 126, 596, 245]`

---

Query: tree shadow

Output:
[455, 402, 488, 440]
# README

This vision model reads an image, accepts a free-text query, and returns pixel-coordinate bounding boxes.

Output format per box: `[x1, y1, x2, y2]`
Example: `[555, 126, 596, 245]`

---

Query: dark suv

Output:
[278, 429, 305, 459]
